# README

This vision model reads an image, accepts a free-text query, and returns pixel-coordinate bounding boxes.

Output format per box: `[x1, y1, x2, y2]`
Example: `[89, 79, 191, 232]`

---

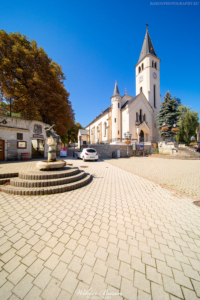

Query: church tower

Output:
[135, 29, 161, 115]
[111, 81, 121, 141]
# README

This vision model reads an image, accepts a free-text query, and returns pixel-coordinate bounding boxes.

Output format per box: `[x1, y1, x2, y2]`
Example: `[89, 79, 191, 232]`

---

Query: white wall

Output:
[86, 111, 110, 143]
[0, 117, 48, 160]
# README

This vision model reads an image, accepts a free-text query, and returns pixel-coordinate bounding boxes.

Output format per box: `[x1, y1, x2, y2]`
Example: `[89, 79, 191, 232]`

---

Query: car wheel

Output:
[95, 159, 98, 161]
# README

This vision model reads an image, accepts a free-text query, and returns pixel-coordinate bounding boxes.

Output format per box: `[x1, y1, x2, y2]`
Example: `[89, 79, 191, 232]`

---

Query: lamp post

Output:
[124, 131, 132, 157]
[173, 123, 176, 142]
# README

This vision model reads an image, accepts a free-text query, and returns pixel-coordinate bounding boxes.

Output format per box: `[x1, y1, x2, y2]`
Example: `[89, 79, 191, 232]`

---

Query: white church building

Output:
[79, 29, 161, 146]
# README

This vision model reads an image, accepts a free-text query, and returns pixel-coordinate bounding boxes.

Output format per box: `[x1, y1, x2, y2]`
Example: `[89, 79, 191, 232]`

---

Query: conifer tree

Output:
[157, 91, 180, 139]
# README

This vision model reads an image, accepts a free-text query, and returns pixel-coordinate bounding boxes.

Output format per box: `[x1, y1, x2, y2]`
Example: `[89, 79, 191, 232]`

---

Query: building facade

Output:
[0, 116, 49, 161]
[83, 29, 161, 144]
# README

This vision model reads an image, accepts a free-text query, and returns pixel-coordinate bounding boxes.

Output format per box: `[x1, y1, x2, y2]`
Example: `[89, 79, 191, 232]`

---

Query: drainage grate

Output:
[193, 201, 200, 207]
[80, 166, 88, 168]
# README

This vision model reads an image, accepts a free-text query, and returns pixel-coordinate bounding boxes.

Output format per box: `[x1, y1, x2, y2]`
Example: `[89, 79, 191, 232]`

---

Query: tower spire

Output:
[138, 30, 157, 64]
[112, 80, 120, 97]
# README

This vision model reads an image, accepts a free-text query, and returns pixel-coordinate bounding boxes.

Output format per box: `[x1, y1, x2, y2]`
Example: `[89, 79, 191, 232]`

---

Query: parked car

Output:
[77, 148, 98, 162]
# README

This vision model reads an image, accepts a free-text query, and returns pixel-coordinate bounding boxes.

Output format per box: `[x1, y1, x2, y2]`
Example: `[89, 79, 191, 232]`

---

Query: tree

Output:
[61, 122, 84, 145]
[176, 105, 199, 145]
[157, 91, 180, 139]
[0, 30, 74, 136]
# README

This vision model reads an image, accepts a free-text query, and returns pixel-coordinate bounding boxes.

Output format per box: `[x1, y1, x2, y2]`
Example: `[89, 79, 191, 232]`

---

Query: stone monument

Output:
[36, 124, 66, 170]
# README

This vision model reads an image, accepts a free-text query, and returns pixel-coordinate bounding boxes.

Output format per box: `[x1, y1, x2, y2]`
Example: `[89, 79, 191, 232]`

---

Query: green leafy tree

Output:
[61, 122, 84, 145]
[176, 105, 199, 145]
[0, 30, 74, 136]
[157, 91, 180, 139]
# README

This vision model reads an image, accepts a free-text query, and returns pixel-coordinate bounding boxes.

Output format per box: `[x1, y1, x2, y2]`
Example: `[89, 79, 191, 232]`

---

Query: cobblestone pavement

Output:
[0, 158, 200, 300]
[105, 157, 200, 200]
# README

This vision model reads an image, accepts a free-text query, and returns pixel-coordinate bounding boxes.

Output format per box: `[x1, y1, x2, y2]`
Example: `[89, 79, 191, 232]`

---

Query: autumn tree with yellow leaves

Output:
[0, 30, 74, 136]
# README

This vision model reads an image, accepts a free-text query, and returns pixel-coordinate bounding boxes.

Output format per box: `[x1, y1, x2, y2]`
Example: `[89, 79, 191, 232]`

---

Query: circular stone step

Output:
[0, 173, 18, 179]
[19, 167, 79, 180]
[10, 171, 85, 187]
[1, 174, 91, 195]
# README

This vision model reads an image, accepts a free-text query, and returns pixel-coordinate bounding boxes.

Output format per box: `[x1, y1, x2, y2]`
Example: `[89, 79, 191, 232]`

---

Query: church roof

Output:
[112, 81, 120, 97]
[138, 30, 157, 64]
[121, 95, 139, 109]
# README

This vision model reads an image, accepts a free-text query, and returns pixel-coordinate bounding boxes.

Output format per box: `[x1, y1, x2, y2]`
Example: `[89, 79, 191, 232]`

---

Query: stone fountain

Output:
[1, 124, 91, 195]
[36, 124, 66, 170]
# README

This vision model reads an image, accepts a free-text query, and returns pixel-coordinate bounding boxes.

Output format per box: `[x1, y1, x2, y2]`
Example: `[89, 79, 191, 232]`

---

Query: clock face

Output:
[153, 72, 157, 79]
[138, 75, 143, 83]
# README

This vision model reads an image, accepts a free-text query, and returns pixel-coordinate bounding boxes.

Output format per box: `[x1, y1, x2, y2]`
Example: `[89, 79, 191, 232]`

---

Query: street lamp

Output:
[124, 131, 132, 157]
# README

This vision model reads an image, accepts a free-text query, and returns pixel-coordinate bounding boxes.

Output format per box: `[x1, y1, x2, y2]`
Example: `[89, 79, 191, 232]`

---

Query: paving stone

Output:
[120, 277, 137, 300]
[191, 279, 200, 297]
[33, 267, 52, 290]
[151, 282, 170, 300]
[173, 269, 193, 289]
[146, 265, 162, 284]
[105, 268, 121, 289]
[51, 261, 68, 281]
[182, 287, 199, 300]
[162, 275, 183, 299]
[134, 271, 150, 294]
[93, 258, 108, 277]
[41, 278, 61, 300]
[0, 281, 14, 299]
[60, 270, 78, 294]
[27, 258, 44, 277]
[0, 270, 9, 287]
[24, 286, 42, 300]
[12, 274, 34, 299]
[7, 264, 27, 285]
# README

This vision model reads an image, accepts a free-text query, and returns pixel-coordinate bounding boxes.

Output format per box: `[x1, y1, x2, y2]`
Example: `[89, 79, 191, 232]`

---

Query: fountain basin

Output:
[36, 160, 66, 170]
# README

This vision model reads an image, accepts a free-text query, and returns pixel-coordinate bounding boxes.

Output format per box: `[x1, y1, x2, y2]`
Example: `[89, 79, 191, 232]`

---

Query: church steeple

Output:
[112, 80, 120, 97]
[138, 29, 157, 64]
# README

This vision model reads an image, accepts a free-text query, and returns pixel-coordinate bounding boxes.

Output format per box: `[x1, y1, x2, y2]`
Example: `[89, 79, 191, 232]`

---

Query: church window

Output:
[155, 62, 157, 69]
[118, 130, 119, 134]
[139, 109, 142, 122]
[142, 63, 144, 70]
[136, 112, 138, 122]
[118, 103, 119, 108]
[140, 87, 142, 93]
[114, 118, 116, 123]
[152, 61, 154, 68]
[143, 114, 146, 122]
[154, 85, 156, 107]
[139, 66, 141, 73]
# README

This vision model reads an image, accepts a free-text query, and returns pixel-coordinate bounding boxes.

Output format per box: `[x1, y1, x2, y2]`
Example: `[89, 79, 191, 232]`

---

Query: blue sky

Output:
[1, 0, 200, 127]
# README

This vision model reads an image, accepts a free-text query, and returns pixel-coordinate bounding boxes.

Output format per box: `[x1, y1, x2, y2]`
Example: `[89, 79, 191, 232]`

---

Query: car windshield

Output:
[86, 149, 96, 153]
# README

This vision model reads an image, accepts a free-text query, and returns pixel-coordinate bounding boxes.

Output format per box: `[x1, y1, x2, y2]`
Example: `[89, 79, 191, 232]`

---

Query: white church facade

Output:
[79, 29, 161, 146]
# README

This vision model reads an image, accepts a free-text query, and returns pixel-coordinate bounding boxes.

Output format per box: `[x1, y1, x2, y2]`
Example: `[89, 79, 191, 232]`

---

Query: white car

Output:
[77, 148, 98, 162]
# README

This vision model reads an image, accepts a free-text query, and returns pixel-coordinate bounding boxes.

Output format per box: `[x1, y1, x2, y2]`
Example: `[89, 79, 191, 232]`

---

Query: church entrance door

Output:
[139, 130, 144, 142]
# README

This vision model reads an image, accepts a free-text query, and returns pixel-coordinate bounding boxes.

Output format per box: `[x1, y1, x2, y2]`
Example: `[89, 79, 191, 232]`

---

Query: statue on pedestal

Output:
[44, 124, 60, 162]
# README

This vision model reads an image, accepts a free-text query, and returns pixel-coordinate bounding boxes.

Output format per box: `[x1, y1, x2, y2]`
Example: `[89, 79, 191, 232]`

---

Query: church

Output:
[80, 29, 161, 146]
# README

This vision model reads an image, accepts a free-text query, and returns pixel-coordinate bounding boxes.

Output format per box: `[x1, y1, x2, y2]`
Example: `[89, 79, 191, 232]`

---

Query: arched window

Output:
[104, 122, 106, 136]
[155, 62, 157, 69]
[139, 66, 141, 73]
[140, 87, 143, 93]
[143, 114, 146, 122]
[136, 112, 138, 122]
[142, 63, 144, 70]
[152, 61, 154, 68]
[154, 85, 156, 108]
[139, 109, 142, 122]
